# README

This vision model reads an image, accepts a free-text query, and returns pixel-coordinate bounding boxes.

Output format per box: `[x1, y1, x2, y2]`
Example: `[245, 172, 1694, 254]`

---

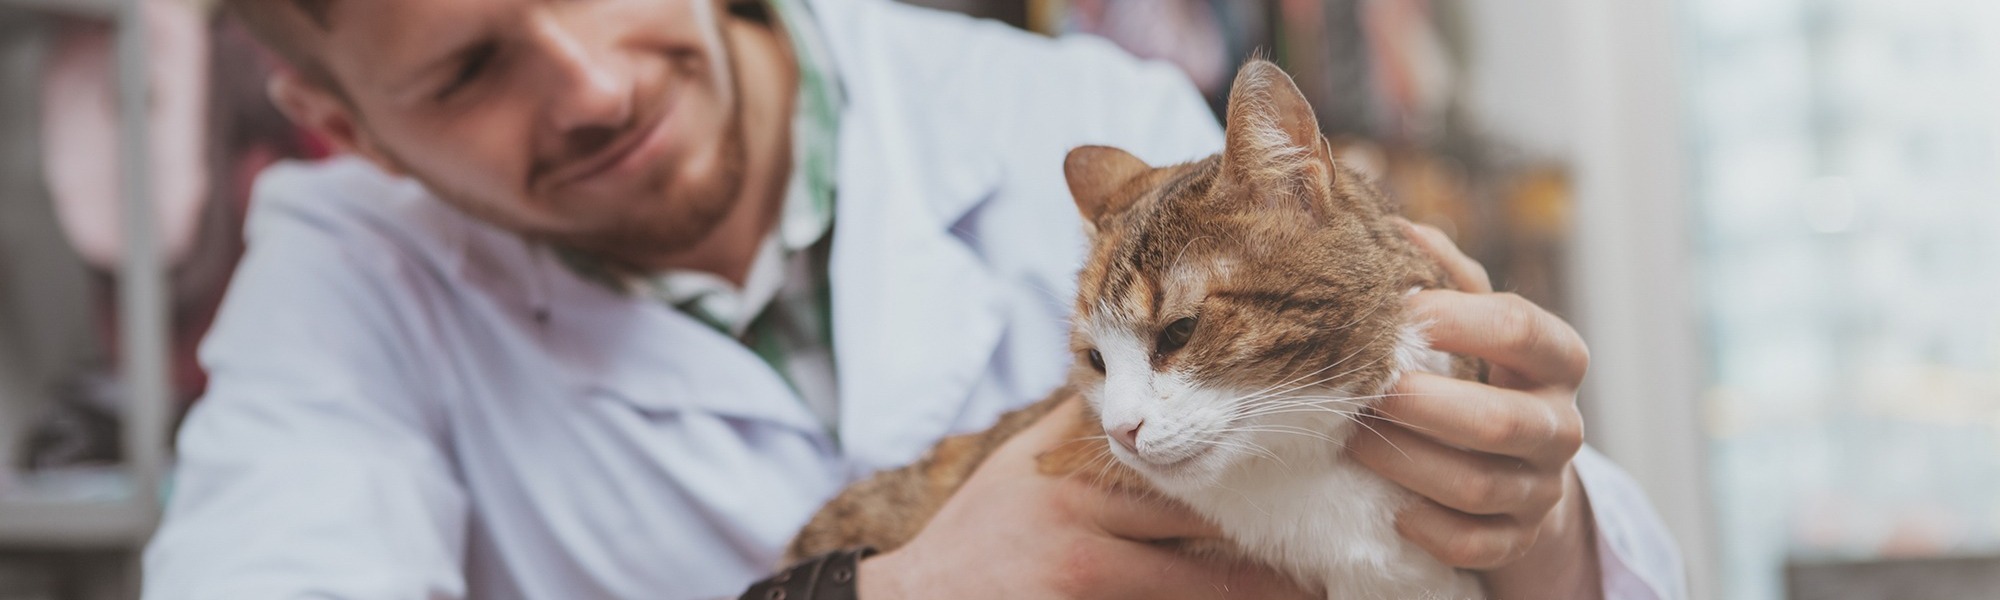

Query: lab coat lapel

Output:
[828, 102, 1008, 475]
[487, 234, 826, 435]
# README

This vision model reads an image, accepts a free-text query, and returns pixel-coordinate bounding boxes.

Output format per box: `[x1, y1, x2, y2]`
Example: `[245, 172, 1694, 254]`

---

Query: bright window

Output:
[1686, 0, 2000, 598]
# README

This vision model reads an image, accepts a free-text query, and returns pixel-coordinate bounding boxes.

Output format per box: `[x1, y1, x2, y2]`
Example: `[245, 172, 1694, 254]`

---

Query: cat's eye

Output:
[1085, 349, 1106, 373]
[1157, 317, 1198, 354]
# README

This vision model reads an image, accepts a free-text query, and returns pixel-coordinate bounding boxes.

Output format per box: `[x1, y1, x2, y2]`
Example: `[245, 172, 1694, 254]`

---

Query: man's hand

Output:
[858, 400, 1313, 600]
[1345, 221, 1604, 599]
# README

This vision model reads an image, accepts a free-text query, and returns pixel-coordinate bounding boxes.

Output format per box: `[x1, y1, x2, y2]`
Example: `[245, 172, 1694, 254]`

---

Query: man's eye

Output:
[436, 44, 497, 99]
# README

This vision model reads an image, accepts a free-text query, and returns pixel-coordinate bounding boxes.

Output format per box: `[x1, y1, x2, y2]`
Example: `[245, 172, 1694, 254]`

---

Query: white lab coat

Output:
[143, 1, 1685, 598]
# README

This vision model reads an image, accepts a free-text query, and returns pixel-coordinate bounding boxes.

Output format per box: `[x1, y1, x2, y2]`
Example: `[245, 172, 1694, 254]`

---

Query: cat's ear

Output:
[1065, 145, 1152, 228]
[1221, 60, 1334, 215]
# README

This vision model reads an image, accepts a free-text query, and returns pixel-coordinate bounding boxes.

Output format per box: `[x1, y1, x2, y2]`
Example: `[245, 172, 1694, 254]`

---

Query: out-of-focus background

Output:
[1, 0, 1997, 598]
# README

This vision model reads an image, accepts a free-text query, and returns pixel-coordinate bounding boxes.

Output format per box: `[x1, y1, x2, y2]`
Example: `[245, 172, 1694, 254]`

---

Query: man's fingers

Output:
[1400, 220, 1493, 294]
[1161, 556, 1318, 600]
[1374, 372, 1584, 464]
[1072, 542, 1313, 600]
[1016, 398, 1089, 450]
[1344, 413, 1556, 517]
[1394, 497, 1540, 570]
[1082, 487, 1223, 542]
[1406, 290, 1589, 388]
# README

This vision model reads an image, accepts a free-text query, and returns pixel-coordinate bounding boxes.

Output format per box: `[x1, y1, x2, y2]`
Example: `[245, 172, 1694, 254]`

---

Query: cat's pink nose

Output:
[1109, 420, 1143, 453]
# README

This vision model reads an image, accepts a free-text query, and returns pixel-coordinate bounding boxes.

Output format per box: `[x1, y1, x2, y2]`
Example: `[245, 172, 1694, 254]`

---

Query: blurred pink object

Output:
[40, 0, 210, 270]
[1066, 0, 1228, 95]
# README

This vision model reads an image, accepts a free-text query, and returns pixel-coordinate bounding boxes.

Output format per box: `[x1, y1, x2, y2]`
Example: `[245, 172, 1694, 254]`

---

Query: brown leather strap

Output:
[739, 547, 876, 600]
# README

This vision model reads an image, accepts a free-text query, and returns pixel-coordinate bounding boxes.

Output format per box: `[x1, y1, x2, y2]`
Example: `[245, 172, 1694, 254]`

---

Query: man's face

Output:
[309, 0, 744, 258]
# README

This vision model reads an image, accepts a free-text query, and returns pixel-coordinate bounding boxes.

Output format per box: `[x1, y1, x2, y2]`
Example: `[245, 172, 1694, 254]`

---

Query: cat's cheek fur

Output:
[1392, 288, 1457, 381]
[1393, 320, 1456, 382]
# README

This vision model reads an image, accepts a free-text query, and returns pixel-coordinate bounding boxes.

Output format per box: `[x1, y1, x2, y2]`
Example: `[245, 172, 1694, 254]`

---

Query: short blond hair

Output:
[220, 0, 339, 91]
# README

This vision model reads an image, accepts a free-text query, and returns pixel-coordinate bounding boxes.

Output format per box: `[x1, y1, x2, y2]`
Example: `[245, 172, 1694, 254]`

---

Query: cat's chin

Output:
[1111, 443, 1233, 488]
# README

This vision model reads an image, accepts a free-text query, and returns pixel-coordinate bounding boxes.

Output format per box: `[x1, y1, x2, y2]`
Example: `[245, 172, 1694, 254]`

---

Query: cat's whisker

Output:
[1226, 393, 1368, 413]
[1267, 298, 1403, 389]
[1170, 235, 1217, 274]
[1239, 317, 1409, 399]
[1227, 398, 1446, 436]
[1216, 424, 1348, 446]
[1208, 477, 1275, 518]
[1227, 366, 1359, 407]
[1191, 436, 1287, 466]
[1058, 438, 1133, 504]
[1225, 404, 1359, 423]
[1228, 357, 1351, 406]
[1227, 325, 1410, 406]
[1223, 390, 1382, 420]
[1078, 439, 1139, 494]
[1230, 392, 1425, 416]
[1342, 412, 1414, 462]
[1225, 328, 1456, 425]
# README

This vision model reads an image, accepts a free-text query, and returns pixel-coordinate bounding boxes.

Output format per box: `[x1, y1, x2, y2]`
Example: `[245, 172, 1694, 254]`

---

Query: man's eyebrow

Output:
[415, 39, 491, 81]
[293, 0, 335, 30]
[381, 30, 495, 98]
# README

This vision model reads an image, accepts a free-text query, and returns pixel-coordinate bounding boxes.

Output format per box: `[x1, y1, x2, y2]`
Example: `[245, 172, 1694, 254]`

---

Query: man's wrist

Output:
[854, 549, 904, 600]
[741, 547, 877, 600]
[1482, 465, 1604, 599]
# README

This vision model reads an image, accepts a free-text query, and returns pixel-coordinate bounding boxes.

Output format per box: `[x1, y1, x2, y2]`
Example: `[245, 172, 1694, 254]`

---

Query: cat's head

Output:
[1065, 60, 1450, 489]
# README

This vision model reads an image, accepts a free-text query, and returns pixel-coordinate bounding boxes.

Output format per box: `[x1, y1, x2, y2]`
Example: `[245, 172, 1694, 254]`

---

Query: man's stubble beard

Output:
[396, 40, 751, 271]
[545, 112, 749, 266]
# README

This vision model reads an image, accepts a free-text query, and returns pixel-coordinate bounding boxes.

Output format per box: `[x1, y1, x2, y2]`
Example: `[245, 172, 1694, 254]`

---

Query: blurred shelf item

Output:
[897, 0, 1028, 30]
[0, 0, 173, 558]
[1787, 555, 2000, 600]
[1027, 0, 1064, 35]
[0, 0, 120, 18]
[0, 468, 153, 549]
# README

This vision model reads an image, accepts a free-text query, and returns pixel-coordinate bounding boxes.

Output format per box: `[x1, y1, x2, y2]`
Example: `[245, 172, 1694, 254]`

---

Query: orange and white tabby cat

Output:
[789, 60, 1487, 600]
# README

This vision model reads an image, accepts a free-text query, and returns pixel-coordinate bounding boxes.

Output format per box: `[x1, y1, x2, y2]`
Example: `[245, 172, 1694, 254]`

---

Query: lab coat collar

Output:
[456, 219, 831, 436]
[827, 144, 1008, 475]
[522, 129, 1009, 471]
[536, 133, 1009, 470]
[820, 10, 1012, 470]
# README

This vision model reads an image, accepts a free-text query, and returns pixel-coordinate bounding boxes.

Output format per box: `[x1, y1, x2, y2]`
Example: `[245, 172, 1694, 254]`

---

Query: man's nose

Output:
[1108, 420, 1143, 454]
[530, 14, 632, 137]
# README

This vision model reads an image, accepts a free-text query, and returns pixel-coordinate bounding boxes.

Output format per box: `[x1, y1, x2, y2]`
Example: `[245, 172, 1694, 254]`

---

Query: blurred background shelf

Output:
[0, 0, 119, 19]
[0, 468, 154, 549]
[2, 0, 170, 598]
[0, 502, 154, 550]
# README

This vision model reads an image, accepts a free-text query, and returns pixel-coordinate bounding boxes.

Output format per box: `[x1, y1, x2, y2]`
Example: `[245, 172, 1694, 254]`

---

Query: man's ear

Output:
[267, 70, 404, 176]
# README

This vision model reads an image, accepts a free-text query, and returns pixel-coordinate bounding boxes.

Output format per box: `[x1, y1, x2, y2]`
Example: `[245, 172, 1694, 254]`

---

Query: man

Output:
[144, 0, 1684, 598]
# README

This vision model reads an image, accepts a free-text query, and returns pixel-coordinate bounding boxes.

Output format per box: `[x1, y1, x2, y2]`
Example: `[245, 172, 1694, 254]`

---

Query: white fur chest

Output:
[1171, 453, 1483, 599]
[1150, 323, 1485, 599]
